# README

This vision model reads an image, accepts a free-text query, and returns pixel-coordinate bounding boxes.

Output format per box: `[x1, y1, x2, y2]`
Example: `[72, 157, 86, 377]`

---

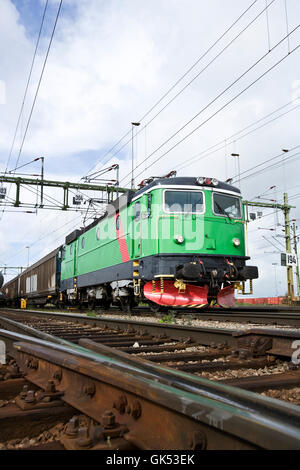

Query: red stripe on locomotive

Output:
[114, 212, 130, 263]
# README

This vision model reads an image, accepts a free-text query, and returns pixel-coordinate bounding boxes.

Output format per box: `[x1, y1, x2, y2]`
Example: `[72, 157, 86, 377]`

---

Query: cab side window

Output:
[134, 201, 141, 219]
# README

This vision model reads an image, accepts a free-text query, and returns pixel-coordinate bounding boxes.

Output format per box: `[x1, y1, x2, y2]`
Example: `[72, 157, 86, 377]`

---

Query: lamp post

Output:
[26, 246, 29, 268]
[131, 122, 140, 190]
[231, 153, 240, 188]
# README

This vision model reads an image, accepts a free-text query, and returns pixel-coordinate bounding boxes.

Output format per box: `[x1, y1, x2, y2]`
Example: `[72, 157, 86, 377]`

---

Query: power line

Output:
[125, 30, 300, 186]
[232, 146, 300, 183]
[239, 152, 300, 182]
[83, 0, 262, 177]
[1, 0, 63, 222]
[122, 26, 299, 185]
[174, 99, 300, 173]
[4, 0, 49, 175]
[12, 0, 63, 174]
[138, 0, 262, 124]
[112, 1, 279, 181]
[262, 235, 282, 252]
[0, 1, 50, 222]
[136, 0, 277, 136]
[1, 212, 82, 266]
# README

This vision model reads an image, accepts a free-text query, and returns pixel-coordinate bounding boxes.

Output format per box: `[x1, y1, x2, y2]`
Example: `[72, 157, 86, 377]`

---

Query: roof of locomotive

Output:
[133, 176, 241, 198]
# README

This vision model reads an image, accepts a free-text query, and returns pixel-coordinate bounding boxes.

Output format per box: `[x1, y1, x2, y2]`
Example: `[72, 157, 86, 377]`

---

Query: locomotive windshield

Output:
[164, 190, 204, 213]
[213, 193, 241, 219]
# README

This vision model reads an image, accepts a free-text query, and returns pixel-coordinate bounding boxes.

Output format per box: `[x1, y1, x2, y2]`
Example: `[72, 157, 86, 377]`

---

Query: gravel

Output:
[0, 414, 94, 450]
[0, 422, 66, 450]
[195, 361, 291, 381]
[97, 313, 300, 332]
[135, 345, 209, 356]
[7, 309, 300, 333]
[262, 387, 300, 405]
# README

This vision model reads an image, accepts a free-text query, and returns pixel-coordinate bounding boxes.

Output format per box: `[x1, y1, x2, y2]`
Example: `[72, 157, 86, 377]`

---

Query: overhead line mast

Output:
[0, 174, 130, 212]
[292, 222, 300, 298]
[243, 193, 296, 303]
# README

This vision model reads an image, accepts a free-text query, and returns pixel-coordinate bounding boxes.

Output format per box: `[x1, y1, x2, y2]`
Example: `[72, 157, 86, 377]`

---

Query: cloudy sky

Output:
[0, 0, 300, 297]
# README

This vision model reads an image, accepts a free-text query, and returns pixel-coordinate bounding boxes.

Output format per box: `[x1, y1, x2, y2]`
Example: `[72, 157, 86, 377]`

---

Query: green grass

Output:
[159, 313, 177, 324]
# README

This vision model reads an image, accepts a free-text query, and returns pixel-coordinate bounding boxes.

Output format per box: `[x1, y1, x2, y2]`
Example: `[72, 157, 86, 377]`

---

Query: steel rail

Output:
[0, 309, 238, 345]
[3, 305, 300, 327]
[0, 327, 299, 449]
[189, 311, 300, 327]
[1, 310, 299, 358]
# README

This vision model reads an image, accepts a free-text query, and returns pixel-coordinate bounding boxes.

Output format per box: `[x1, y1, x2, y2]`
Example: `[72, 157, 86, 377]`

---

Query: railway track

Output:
[194, 305, 300, 327]
[0, 308, 299, 450]
[22, 302, 300, 326]
[4, 303, 300, 328]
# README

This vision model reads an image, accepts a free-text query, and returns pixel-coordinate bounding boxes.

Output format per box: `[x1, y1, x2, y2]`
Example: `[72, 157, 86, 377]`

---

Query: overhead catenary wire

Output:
[0, 0, 276, 239]
[231, 145, 300, 183]
[4, 0, 49, 175]
[1, 212, 83, 267]
[83, 0, 263, 178]
[4, 1, 300, 280]
[248, 181, 300, 202]
[108, 0, 279, 182]
[262, 235, 282, 252]
[124, 30, 300, 186]
[265, 0, 272, 51]
[284, 0, 291, 54]
[0, 0, 63, 221]
[174, 98, 300, 173]
[0, 1, 50, 221]
[12, 0, 63, 173]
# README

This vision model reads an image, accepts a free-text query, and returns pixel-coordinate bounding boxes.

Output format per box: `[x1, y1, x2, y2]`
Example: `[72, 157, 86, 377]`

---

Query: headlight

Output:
[212, 178, 219, 186]
[197, 177, 205, 185]
[233, 238, 241, 247]
[175, 235, 184, 244]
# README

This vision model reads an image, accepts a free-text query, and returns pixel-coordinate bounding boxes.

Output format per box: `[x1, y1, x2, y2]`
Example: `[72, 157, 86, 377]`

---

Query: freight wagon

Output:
[2, 248, 62, 307]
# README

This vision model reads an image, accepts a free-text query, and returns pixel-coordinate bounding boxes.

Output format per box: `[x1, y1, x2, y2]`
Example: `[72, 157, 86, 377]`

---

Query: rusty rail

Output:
[0, 327, 299, 449]
[3, 305, 300, 327]
[1, 309, 299, 359]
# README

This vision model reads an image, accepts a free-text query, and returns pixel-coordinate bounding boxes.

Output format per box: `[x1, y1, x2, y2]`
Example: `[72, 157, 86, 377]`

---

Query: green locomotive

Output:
[60, 176, 258, 309]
